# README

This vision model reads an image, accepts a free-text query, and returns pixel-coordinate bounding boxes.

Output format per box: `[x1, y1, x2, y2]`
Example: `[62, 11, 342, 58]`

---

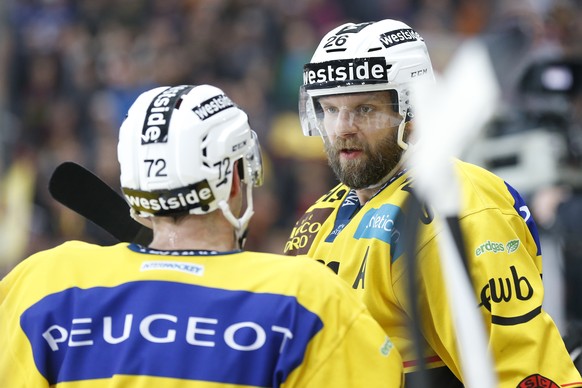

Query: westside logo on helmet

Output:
[303, 57, 387, 88]
[379, 28, 423, 49]
[192, 94, 235, 121]
[141, 85, 194, 145]
[123, 180, 216, 216]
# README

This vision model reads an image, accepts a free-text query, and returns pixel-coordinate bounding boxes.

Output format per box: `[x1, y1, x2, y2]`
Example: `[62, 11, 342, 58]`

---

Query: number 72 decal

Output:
[144, 159, 167, 177]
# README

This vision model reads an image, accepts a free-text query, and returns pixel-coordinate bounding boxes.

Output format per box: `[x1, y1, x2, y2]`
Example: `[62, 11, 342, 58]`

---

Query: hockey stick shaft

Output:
[48, 161, 152, 244]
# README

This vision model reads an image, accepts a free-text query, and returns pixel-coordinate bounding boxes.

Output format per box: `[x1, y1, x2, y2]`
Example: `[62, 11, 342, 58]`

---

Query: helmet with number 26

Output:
[118, 84, 263, 240]
[299, 19, 435, 151]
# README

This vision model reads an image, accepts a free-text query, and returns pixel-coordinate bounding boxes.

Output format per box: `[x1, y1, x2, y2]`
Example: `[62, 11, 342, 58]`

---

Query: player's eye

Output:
[357, 105, 374, 114]
[322, 106, 339, 114]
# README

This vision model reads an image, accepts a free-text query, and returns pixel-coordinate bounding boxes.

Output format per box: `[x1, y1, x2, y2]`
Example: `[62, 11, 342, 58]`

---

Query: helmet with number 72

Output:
[299, 19, 435, 150]
[118, 84, 263, 239]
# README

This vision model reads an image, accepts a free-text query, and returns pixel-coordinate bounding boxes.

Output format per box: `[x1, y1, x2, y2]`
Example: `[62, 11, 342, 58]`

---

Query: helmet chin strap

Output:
[217, 181, 255, 249]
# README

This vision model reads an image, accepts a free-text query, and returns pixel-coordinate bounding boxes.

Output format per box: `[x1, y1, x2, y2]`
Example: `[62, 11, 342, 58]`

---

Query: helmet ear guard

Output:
[118, 84, 263, 245]
[219, 129, 263, 244]
[242, 130, 264, 187]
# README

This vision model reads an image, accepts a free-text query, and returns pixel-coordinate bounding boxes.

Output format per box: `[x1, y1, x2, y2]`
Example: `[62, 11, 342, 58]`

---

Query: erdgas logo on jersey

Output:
[303, 57, 388, 88]
[142, 85, 194, 144]
[192, 94, 234, 120]
[123, 180, 215, 216]
[379, 28, 423, 48]
[475, 239, 521, 256]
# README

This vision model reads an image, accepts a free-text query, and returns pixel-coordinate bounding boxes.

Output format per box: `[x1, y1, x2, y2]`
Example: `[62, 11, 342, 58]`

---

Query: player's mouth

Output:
[340, 148, 362, 159]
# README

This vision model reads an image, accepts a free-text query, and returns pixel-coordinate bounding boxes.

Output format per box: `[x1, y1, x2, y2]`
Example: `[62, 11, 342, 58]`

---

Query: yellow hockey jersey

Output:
[284, 159, 582, 387]
[0, 241, 403, 387]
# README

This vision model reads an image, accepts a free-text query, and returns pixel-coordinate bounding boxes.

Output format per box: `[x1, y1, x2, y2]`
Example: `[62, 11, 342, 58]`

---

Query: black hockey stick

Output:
[48, 161, 152, 244]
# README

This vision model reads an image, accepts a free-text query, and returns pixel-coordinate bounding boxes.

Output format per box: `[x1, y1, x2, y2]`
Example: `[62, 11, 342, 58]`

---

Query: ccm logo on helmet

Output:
[303, 57, 387, 87]
[142, 85, 193, 145]
[123, 180, 216, 216]
[379, 28, 423, 48]
[192, 94, 235, 121]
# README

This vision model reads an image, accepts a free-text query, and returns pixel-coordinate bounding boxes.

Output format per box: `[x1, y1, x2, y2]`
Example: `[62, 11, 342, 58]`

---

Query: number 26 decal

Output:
[144, 159, 167, 177]
[323, 23, 373, 49]
[323, 35, 347, 49]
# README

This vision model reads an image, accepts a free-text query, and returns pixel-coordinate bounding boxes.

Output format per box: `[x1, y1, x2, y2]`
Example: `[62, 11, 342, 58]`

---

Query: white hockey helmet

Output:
[299, 19, 435, 149]
[118, 84, 263, 237]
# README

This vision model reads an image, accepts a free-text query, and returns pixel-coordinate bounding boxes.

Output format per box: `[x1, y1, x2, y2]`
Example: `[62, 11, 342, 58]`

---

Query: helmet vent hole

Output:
[174, 97, 184, 109]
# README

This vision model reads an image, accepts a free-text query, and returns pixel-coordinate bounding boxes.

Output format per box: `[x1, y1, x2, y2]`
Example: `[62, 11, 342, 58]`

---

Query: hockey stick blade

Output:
[48, 161, 152, 244]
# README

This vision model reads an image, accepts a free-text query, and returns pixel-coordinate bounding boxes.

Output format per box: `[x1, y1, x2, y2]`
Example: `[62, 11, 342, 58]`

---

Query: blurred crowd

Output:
[0, 0, 582, 280]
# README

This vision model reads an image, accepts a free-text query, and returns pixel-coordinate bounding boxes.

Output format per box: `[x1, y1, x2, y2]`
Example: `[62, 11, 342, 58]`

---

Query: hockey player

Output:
[0, 84, 403, 387]
[285, 19, 582, 387]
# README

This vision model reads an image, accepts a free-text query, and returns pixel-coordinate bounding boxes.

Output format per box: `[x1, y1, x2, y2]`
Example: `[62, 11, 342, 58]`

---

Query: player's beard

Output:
[324, 130, 404, 190]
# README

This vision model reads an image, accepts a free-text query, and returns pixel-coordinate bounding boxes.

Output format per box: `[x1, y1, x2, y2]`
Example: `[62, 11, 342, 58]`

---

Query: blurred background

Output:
[1, 0, 582, 339]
